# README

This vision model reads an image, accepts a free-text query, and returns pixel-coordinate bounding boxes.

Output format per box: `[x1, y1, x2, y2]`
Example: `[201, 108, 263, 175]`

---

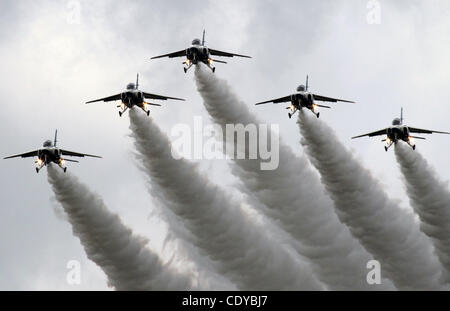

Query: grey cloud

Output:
[128, 107, 323, 290]
[395, 142, 450, 284]
[194, 65, 391, 290]
[298, 112, 444, 290]
[47, 164, 195, 290]
[1, 0, 450, 290]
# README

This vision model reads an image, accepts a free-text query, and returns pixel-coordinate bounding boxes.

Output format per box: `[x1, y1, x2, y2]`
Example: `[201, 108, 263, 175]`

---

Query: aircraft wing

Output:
[352, 128, 388, 139]
[4, 150, 39, 159]
[142, 92, 185, 101]
[408, 127, 450, 135]
[150, 50, 187, 59]
[60, 149, 102, 158]
[209, 48, 251, 58]
[85, 93, 122, 104]
[313, 94, 355, 103]
[255, 95, 292, 105]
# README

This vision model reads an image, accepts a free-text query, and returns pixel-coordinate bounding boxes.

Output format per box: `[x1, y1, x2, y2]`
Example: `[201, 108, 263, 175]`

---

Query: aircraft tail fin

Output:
[306, 75, 309, 91]
[54, 129, 58, 147]
[202, 30, 205, 46]
[400, 107, 403, 124]
[136, 73, 139, 89]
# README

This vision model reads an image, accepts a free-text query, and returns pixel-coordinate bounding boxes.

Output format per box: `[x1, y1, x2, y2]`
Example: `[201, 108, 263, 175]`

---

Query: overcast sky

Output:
[1, 0, 449, 290]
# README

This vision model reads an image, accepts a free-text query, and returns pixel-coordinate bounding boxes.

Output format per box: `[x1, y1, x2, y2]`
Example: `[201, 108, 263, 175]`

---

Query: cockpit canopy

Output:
[297, 85, 306, 92]
[126, 83, 136, 90]
[43, 140, 52, 147]
[192, 38, 201, 45]
[392, 118, 401, 125]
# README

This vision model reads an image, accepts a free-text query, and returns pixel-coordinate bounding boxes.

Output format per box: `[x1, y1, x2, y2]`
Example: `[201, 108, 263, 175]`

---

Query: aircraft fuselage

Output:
[121, 89, 145, 108]
[288, 91, 318, 118]
[35, 145, 67, 172]
[186, 44, 210, 65]
[386, 125, 411, 143]
[383, 125, 415, 151]
[291, 91, 315, 109]
[38, 147, 62, 164]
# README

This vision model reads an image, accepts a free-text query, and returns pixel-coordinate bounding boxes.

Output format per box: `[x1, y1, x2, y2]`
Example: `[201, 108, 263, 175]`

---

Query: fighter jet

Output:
[4, 130, 101, 173]
[86, 74, 185, 117]
[150, 30, 251, 73]
[352, 108, 450, 151]
[255, 75, 355, 118]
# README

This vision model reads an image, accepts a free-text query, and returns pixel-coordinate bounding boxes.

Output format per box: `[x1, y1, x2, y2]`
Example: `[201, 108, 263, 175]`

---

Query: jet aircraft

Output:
[86, 74, 185, 117]
[4, 130, 101, 173]
[255, 76, 355, 118]
[352, 108, 450, 151]
[150, 30, 251, 73]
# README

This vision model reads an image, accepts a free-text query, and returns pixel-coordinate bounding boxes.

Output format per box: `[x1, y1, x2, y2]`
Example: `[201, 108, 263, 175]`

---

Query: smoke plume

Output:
[128, 108, 323, 290]
[298, 111, 444, 290]
[193, 65, 391, 290]
[395, 141, 450, 283]
[47, 164, 194, 290]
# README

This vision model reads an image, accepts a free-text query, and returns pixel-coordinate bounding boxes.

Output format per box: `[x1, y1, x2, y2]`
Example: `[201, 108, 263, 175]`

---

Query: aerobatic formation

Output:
[5, 30, 450, 291]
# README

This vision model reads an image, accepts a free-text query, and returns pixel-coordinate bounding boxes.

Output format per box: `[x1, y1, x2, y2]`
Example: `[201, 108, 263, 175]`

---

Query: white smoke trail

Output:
[298, 111, 444, 290]
[194, 65, 392, 290]
[47, 164, 194, 290]
[395, 141, 450, 283]
[128, 108, 323, 290]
